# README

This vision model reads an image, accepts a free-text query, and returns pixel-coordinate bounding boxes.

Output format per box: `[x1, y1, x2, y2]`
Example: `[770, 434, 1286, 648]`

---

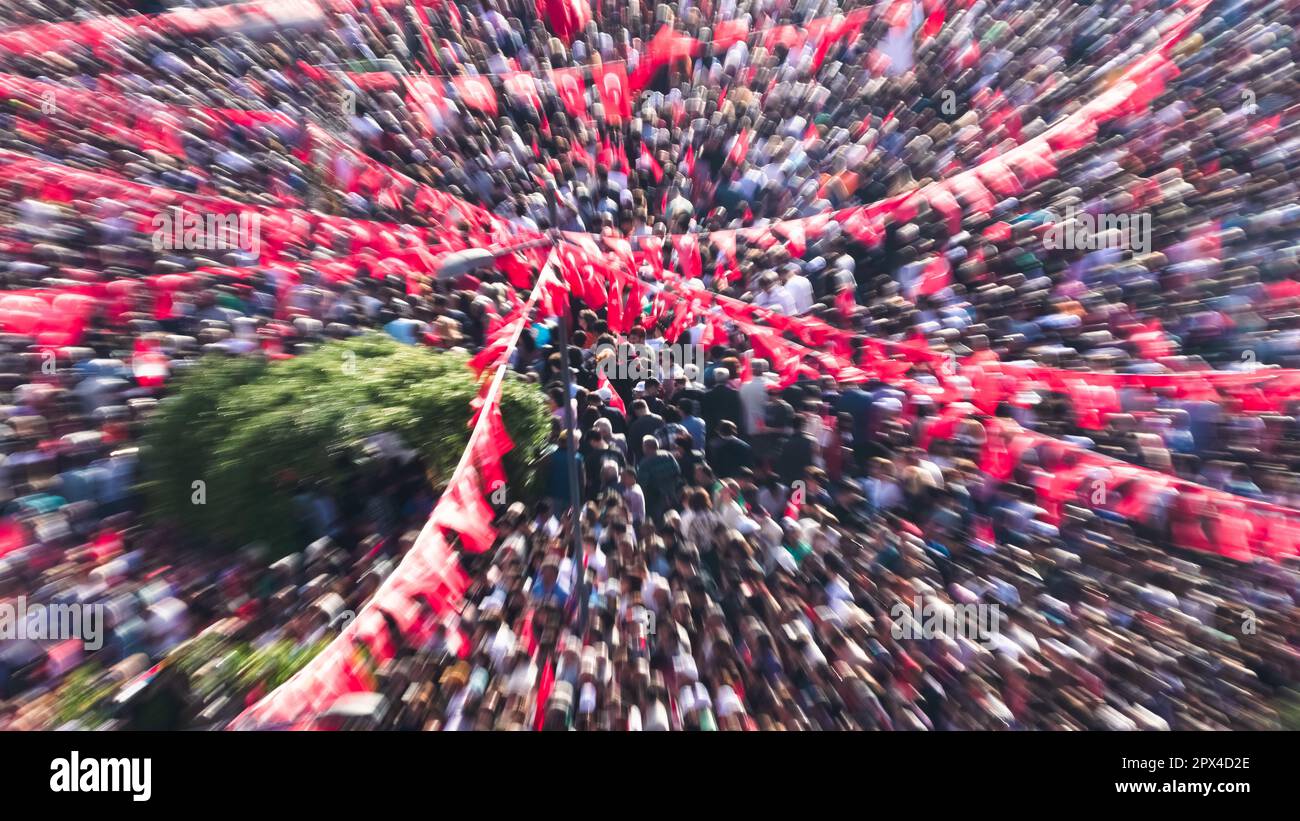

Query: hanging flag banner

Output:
[232, 252, 560, 729]
[451, 75, 498, 116]
[503, 72, 543, 112]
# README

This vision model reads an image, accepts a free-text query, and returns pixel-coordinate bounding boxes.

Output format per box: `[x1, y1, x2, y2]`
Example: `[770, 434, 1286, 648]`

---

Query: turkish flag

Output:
[666, 297, 698, 343]
[495, 250, 537, 290]
[632, 26, 701, 91]
[749, 328, 795, 373]
[469, 402, 513, 489]
[452, 75, 498, 116]
[701, 313, 730, 350]
[726, 129, 751, 167]
[469, 329, 517, 375]
[916, 256, 952, 297]
[977, 158, 1020, 197]
[432, 470, 497, 553]
[764, 24, 806, 51]
[598, 372, 626, 414]
[558, 244, 607, 309]
[606, 267, 625, 332]
[948, 174, 996, 213]
[865, 49, 892, 76]
[673, 234, 702, 280]
[778, 221, 806, 257]
[503, 72, 541, 111]
[712, 20, 749, 49]
[636, 236, 665, 280]
[598, 133, 628, 173]
[836, 286, 856, 320]
[404, 76, 453, 134]
[539, 0, 591, 43]
[552, 67, 587, 119]
[593, 63, 631, 123]
[926, 185, 962, 233]
[883, 0, 914, 29]
[840, 207, 883, 246]
[711, 231, 741, 283]
[640, 144, 664, 182]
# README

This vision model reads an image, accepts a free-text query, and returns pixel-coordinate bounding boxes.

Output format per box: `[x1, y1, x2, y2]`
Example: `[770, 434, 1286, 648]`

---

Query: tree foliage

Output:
[141, 335, 548, 556]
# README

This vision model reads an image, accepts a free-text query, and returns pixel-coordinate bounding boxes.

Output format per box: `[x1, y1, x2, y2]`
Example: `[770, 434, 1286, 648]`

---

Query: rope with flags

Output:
[229, 247, 560, 729]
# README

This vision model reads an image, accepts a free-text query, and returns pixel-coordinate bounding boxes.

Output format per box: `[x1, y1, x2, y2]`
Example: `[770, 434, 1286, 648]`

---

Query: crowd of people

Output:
[0, 0, 1298, 730]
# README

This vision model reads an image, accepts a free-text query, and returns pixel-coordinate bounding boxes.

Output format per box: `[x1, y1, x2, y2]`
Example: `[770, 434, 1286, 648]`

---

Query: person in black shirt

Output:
[584, 429, 626, 490]
[625, 400, 664, 464]
[641, 377, 668, 417]
[701, 367, 743, 436]
[709, 420, 754, 479]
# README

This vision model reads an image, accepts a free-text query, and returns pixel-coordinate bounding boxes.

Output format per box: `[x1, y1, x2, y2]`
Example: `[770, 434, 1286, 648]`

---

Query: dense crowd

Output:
[0, 0, 1298, 730]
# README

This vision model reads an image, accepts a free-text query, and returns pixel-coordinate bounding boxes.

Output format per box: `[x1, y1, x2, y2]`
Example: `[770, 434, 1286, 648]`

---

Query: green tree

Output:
[141, 335, 548, 556]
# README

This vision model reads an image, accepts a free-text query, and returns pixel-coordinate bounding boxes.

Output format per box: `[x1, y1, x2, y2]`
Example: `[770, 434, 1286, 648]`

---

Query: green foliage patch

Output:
[141, 335, 548, 556]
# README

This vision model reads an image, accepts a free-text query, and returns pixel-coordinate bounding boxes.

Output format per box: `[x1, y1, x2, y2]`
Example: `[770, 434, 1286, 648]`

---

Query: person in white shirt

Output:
[781, 264, 814, 314]
[738, 359, 770, 438]
[752, 271, 796, 315]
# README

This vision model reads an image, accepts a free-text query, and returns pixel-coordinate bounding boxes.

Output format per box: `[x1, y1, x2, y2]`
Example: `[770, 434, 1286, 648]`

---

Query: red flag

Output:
[637, 236, 665, 280]
[883, 0, 914, 29]
[605, 264, 625, 332]
[916, 256, 951, 296]
[539, 0, 591, 43]
[623, 272, 645, 326]
[557, 244, 606, 309]
[840, 207, 883, 246]
[604, 234, 637, 272]
[925, 5, 946, 40]
[948, 174, 996, 213]
[469, 402, 514, 489]
[640, 144, 664, 182]
[699, 312, 728, 349]
[598, 371, 626, 414]
[711, 231, 741, 283]
[673, 234, 702, 280]
[836, 286, 856, 320]
[452, 75, 498, 115]
[631, 26, 701, 91]
[764, 24, 805, 51]
[432, 470, 497, 553]
[810, 27, 838, 73]
[666, 298, 695, 342]
[592, 63, 631, 123]
[726, 129, 750, 167]
[495, 251, 537, 290]
[504, 72, 541, 111]
[778, 221, 806, 257]
[541, 269, 570, 317]
[749, 328, 794, 373]
[865, 49, 892, 76]
[597, 133, 628, 174]
[469, 328, 517, 375]
[552, 67, 587, 119]
[570, 140, 597, 173]
[410, 0, 441, 68]
[712, 19, 749, 48]
[533, 657, 556, 729]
